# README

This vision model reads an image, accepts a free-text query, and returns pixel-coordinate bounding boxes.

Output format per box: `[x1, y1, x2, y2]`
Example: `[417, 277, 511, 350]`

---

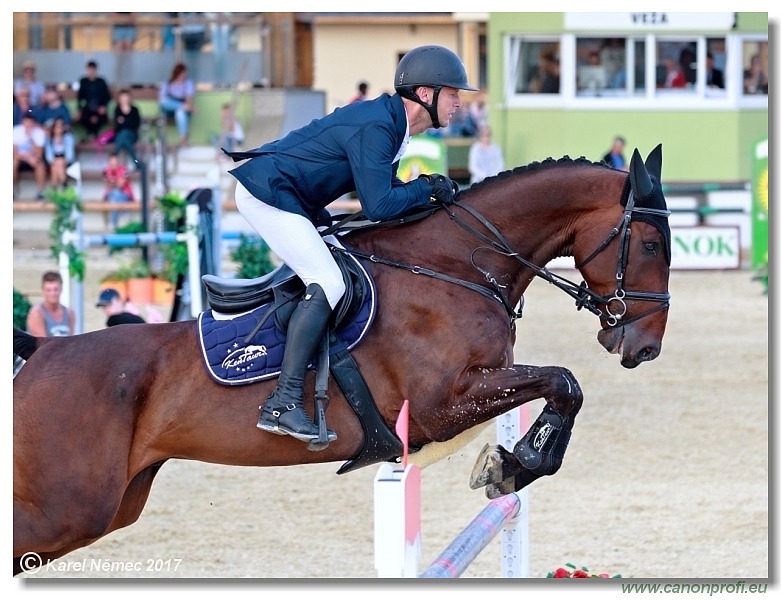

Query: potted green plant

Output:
[158, 191, 187, 230]
[46, 186, 85, 282]
[13, 288, 31, 330]
[230, 234, 275, 279]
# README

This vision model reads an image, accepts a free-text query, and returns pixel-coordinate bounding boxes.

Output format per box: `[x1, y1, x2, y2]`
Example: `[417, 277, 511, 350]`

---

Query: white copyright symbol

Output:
[20, 551, 42, 574]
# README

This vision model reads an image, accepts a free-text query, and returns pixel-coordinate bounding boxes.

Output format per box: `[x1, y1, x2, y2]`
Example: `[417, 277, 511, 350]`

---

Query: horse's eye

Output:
[643, 242, 658, 256]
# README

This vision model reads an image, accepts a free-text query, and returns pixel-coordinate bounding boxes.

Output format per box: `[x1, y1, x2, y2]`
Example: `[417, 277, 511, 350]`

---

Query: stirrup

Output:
[257, 402, 336, 443]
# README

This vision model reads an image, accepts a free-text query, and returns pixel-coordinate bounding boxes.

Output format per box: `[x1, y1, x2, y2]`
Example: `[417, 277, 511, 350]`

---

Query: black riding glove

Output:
[420, 173, 459, 205]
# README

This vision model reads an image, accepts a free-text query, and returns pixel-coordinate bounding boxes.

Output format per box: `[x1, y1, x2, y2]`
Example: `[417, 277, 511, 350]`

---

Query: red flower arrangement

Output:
[547, 563, 625, 578]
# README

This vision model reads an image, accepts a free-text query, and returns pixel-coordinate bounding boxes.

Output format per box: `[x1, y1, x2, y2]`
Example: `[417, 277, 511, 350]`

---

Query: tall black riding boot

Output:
[257, 283, 337, 443]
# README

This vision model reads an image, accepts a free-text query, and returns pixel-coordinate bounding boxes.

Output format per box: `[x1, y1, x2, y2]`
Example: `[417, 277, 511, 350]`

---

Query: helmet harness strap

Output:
[411, 86, 442, 129]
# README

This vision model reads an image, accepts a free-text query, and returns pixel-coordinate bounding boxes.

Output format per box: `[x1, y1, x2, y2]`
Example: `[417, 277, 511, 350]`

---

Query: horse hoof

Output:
[469, 443, 504, 489]
[485, 478, 516, 500]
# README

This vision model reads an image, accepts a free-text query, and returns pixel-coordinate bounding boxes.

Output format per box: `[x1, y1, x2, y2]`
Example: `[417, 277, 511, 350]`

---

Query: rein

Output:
[321, 183, 670, 328]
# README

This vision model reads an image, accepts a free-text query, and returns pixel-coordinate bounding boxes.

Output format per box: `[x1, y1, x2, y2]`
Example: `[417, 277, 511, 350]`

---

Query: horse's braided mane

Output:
[463, 155, 612, 196]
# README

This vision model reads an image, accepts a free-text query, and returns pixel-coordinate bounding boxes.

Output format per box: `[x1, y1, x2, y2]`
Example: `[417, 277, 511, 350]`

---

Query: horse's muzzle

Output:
[597, 326, 660, 369]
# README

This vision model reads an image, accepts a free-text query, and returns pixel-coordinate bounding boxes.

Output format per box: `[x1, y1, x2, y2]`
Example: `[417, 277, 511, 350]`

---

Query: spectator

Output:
[602, 135, 628, 171]
[26, 271, 75, 337]
[442, 104, 476, 137]
[539, 53, 560, 93]
[743, 53, 768, 94]
[96, 288, 146, 326]
[215, 102, 244, 154]
[13, 87, 38, 126]
[159, 62, 195, 146]
[112, 88, 142, 166]
[662, 57, 687, 89]
[111, 13, 137, 52]
[103, 152, 135, 228]
[37, 87, 73, 129]
[468, 126, 505, 184]
[706, 53, 725, 89]
[349, 81, 369, 104]
[76, 60, 112, 140]
[468, 94, 489, 132]
[13, 110, 47, 200]
[14, 60, 46, 108]
[44, 117, 77, 190]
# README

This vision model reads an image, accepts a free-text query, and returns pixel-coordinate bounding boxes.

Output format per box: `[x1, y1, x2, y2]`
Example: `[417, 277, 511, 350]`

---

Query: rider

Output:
[224, 45, 477, 446]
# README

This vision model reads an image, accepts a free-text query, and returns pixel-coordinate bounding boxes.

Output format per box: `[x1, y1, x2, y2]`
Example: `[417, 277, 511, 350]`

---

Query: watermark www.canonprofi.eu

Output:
[621, 581, 768, 594]
[19, 552, 183, 575]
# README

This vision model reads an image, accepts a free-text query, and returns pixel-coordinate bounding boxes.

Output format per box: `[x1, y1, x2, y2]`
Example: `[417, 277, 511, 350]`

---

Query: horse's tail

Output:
[14, 328, 39, 360]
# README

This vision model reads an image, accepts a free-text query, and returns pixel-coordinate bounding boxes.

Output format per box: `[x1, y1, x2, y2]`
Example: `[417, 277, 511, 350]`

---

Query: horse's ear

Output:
[629, 148, 654, 198]
[644, 144, 663, 182]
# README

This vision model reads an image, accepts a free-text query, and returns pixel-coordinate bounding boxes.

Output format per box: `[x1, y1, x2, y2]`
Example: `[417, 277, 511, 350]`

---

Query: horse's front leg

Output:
[423, 364, 583, 498]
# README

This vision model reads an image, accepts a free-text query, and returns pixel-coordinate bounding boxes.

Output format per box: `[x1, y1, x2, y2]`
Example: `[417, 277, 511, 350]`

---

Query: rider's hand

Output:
[420, 173, 459, 205]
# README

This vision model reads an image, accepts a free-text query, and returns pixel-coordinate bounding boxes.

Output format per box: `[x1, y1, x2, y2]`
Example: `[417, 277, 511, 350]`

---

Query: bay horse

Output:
[13, 146, 671, 575]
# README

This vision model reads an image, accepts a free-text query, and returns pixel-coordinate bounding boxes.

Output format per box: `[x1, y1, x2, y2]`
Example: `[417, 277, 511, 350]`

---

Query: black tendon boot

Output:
[257, 284, 337, 443]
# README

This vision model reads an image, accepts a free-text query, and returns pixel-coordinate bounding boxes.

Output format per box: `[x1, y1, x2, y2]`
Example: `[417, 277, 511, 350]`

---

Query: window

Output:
[655, 39, 697, 93]
[576, 37, 625, 96]
[510, 39, 560, 94]
[505, 32, 762, 109]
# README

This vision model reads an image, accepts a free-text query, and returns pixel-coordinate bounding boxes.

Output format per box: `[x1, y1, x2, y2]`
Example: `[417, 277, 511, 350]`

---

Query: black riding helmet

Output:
[394, 45, 478, 128]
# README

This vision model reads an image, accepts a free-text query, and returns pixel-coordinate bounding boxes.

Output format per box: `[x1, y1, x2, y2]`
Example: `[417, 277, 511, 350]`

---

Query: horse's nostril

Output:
[639, 346, 659, 362]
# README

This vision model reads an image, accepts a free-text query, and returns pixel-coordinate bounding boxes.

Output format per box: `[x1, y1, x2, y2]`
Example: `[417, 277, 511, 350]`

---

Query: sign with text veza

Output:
[564, 12, 736, 30]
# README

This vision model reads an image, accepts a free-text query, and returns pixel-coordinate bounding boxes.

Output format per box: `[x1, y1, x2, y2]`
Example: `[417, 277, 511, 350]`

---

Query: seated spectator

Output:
[76, 60, 112, 140]
[44, 118, 77, 190]
[214, 102, 244, 155]
[13, 87, 38, 126]
[14, 60, 46, 108]
[113, 88, 142, 166]
[159, 62, 195, 146]
[103, 152, 135, 228]
[13, 111, 47, 200]
[37, 87, 73, 129]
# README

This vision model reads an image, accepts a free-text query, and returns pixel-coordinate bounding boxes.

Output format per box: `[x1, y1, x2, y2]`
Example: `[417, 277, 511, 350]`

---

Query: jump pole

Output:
[374, 404, 529, 578]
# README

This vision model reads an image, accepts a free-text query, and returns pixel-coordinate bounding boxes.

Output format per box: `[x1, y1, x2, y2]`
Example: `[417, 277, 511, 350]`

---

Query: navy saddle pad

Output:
[198, 258, 376, 386]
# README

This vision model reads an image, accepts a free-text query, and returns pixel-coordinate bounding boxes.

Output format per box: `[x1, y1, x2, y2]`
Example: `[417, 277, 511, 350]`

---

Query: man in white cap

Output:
[14, 60, 46, 107]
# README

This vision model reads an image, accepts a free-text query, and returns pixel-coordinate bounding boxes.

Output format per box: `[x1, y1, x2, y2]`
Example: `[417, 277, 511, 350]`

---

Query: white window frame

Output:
[504, 32, 767, 111]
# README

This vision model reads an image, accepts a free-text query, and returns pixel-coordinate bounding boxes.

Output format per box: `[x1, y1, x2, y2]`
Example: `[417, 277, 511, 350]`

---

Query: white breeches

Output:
[235, 182, 346, 309]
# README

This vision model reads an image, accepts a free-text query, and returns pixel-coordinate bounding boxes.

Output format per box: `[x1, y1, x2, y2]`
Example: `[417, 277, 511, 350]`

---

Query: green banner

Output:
[397, 136, 447, 183]
[751, 138, 768, 272]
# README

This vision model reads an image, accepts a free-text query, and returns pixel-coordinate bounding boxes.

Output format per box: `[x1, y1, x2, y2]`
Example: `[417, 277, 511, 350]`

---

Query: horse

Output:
[13, 145, 671, 575]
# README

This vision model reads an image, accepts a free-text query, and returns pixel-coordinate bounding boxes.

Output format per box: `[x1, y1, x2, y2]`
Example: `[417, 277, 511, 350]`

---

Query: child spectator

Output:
[215, 102, 244, 155]
[44, 118, 77, 190]
[103, 152, 134, 228]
